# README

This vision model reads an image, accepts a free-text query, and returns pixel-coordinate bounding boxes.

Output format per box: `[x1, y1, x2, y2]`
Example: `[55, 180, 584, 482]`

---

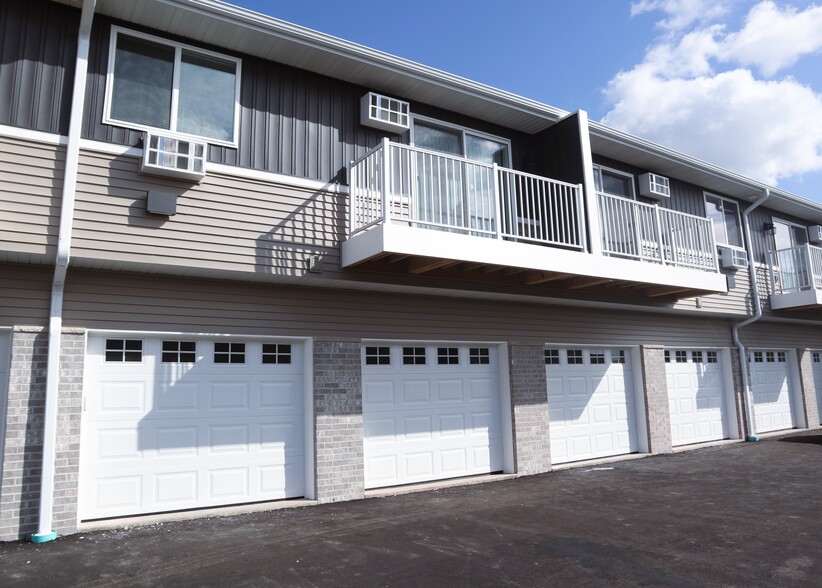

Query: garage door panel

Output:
[666, 350, 729, 446]
[546, 348, 638, 464]
[363, 344, 502, 488]
[749, 351, 795, 433]
[81, 335, 306, 519]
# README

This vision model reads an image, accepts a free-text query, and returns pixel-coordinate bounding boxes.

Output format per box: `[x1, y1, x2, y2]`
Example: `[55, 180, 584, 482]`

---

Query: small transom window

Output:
[438, 347, 459, 365]
[590, 351, 605, 365]
[214, 342, 245, 364]
[105, 339, 143, 362]
[403, 347, 426, 365]
[262, 343, 291, 364]
[469, 348, 490, 365]
[162, 340, 196, 363]
[365, 346, 390, 365]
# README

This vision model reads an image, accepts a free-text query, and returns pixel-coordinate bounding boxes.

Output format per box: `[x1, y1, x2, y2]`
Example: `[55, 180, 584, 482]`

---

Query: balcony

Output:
[342, 140, 727, 298]
[768, 244, 822, 310]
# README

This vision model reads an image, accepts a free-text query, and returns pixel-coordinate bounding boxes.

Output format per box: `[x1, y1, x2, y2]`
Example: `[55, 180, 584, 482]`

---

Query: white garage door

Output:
[545, 348, 640, 464]
[665, 349, 730, 446]
[749, 350, 795, 433]
[362, 344, 503, 489]
[80, 335, 305, 520]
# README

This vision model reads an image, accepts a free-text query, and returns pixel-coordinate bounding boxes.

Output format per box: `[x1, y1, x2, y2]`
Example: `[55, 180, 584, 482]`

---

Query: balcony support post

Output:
[492, 163, 502, 240]
[653, 206, 666, 265]
[577, 110, 601, 255]
[381, 137, 390, 225]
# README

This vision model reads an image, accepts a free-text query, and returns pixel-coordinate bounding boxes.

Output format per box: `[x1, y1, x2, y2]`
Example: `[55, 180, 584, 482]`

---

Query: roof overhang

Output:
[589, 122, 822, 223]
[55, 0, 564, 134]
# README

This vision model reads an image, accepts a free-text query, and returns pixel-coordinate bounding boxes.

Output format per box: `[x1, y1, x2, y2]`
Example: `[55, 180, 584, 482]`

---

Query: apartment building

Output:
[1, 0, 821, 542]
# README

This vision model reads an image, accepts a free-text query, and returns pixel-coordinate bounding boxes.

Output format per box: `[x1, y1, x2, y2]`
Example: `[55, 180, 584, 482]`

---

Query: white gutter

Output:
[31, 0, 96, 544]
[732, 188, 770, 442]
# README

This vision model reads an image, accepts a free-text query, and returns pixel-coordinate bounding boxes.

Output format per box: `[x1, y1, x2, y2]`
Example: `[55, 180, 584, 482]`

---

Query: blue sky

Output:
[233, 1, 822, 203]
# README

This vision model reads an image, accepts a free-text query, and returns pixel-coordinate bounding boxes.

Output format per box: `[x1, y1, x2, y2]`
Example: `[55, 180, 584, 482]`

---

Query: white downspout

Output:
[32, 0, 96, 544]
[732, 188, 770, 443]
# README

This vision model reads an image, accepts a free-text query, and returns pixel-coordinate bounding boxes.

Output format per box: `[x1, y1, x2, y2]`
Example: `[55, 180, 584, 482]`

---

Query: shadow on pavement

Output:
[780, 434, 822, 446]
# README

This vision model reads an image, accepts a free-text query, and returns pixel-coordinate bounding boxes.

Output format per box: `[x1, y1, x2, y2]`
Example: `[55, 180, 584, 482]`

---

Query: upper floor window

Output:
[772, 219, 808, 251]
[592, 165, 635, 199]
[704, 193, 742, 248]
[411, 117, 510, 167]
[104, 27, 241, 146]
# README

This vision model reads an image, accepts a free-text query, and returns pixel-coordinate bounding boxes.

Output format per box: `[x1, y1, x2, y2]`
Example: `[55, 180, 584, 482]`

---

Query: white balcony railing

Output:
[769, 244, 822, 294]
[349, 139, 718, 273]
[597, 192, 718, 271]
[349, 139, 586, 250]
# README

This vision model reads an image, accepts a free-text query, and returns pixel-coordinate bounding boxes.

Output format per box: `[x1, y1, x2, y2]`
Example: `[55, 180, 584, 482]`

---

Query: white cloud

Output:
[630, 0, 733, 31]
[602, 1, 822, 187]
[718, 1, 822, 76]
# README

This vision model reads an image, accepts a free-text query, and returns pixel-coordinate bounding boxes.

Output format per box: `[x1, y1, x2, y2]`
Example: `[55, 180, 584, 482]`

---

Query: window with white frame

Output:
[105, 27, 241, 146]
[592, 165, 635, 199]
[704, 193, 742, 248]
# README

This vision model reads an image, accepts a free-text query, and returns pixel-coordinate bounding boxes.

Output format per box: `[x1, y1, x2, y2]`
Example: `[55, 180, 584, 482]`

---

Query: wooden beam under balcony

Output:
[407, 258, 458, 274]
[645, 285, 693, 298]
[564, 276, 615, 290]
[522, 271, 573, 286]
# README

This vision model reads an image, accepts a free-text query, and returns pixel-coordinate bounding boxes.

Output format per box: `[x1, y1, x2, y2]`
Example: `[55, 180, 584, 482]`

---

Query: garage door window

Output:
[438, 347, 459, 365]
[214, 342, 245, 364]
[469, 348, 490, 365]
[365, 346, 390, 365]
[590, 351, 606, 364]
[566, 349, 583, 364]
[544, 349, 560, 365]
[403, 347, 426, 365]
[611, 350, 626, 364]
[675, 350, 687, 363]
[753, 351, 763, 362]
[707, 351, 718, 363]
[814, 352, 821, 363]
[105, 339, 143, 362]
[161, 340, 196, 363]
[262, 343, 291, 364]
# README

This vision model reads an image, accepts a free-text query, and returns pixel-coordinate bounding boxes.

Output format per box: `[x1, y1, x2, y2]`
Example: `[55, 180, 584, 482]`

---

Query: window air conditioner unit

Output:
[638, 172, 670, 199]
[360, 92, 410, 133]
[718, 246, 748, 271]
[809, 225, 822, 244]
[140, 133, 206, 182]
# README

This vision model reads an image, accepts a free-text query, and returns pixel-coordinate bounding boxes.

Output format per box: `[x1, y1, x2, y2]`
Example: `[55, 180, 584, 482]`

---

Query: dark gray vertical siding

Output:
[592, 155, 707, 215]
[80, 16, 530, 184]
[532, 114, 584, 185]
[0, 0, 76, 135]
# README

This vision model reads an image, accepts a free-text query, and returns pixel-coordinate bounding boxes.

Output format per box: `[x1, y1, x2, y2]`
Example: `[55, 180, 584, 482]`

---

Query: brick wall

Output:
[313, 339, 364, 503]
[728, 347, 748, 438]
[797, 349, 820, 429]
[0, 328, 84, 541]
[508, 345, 551, 474]
[639, 345, 672, 454]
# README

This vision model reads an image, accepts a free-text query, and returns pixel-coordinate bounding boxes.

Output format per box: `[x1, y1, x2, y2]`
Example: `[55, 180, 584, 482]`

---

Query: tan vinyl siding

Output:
[673, 270, 752, 315]
[72, 150, 343, 277]
[741, 321, 822, 348]
[0, 137, 64, 260]
[0, 263, 51, 325]
[63, 268, 734, 347]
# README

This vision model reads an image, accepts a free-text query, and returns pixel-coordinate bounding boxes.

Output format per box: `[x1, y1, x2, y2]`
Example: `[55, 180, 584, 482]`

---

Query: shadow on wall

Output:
[255, 184, 346, 277]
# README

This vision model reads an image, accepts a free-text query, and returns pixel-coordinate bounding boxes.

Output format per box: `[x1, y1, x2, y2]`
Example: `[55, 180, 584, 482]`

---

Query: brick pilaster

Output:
[508, 345, 551, 474]
[640, 345, 672, 454]
[313, 339, 364, 503]
[797, 349, 820, 429]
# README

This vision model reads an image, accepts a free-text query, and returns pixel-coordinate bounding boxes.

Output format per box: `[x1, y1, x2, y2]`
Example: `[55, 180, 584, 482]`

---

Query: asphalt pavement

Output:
[2, 431, 821, 587]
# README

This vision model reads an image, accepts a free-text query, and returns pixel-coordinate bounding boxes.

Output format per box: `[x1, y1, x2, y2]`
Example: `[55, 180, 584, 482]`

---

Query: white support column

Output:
[577, 110, 602, 255]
